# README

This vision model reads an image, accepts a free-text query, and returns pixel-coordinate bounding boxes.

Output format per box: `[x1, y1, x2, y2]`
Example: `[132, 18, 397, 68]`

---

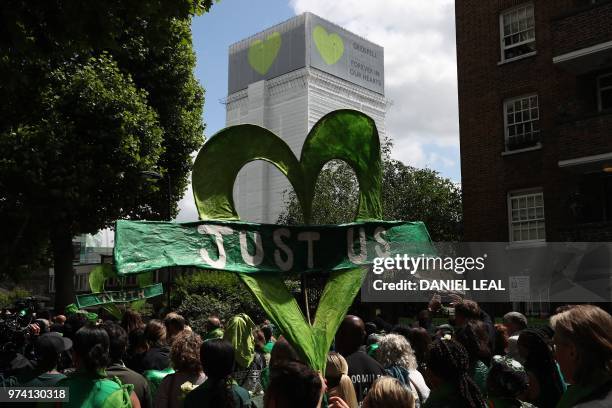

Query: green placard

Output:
[114, 220, 432, 276]
[76, 283, 164, 308]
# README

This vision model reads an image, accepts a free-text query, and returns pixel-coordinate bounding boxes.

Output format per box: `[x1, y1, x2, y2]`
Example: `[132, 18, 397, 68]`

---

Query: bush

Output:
[0, 287, 31, 309]
[172, 271, 265, 335]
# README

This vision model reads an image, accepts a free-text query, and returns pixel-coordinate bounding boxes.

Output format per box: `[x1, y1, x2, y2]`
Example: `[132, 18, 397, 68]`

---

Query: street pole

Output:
[140, 170, 173, 308]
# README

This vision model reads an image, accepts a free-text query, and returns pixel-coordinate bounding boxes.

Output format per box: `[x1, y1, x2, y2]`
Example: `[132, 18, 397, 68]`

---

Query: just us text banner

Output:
[114, 219, 432, 275]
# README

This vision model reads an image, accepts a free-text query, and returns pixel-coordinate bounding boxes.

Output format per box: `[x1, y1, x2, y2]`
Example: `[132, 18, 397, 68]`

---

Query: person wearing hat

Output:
[22, 332, 72, 386]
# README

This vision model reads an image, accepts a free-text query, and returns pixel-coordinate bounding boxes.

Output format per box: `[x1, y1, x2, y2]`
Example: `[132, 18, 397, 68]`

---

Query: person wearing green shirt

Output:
[57, 324, 138, 408]
[203, 316, 224, 341]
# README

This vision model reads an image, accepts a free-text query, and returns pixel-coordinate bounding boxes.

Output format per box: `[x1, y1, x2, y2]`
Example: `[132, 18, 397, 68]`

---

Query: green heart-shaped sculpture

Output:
[192, 110, 381, 371]
[248, 31, 281, 75]
[313, 25, 344, 65]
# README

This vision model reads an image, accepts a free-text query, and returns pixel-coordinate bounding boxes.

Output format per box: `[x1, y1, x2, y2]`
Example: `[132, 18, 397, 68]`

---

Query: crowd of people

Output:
[1, 299, 611, 408]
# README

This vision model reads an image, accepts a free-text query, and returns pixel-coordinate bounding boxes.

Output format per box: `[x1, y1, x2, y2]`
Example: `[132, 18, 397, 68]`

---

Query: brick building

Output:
[456, 0, 612, 243]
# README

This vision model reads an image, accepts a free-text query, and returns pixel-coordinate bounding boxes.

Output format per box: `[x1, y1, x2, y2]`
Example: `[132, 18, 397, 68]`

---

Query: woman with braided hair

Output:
[183, 339, 252, 408]
[517, 328, 565, 408]
[423, 338, 486, 408]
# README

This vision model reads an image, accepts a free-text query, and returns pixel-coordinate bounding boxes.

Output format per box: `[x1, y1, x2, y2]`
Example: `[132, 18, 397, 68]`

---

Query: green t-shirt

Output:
[57, 370, 134, 408]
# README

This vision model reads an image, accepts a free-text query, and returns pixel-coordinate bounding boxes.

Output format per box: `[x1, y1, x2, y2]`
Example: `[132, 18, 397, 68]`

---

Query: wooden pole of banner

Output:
[301, 274, 311, 325]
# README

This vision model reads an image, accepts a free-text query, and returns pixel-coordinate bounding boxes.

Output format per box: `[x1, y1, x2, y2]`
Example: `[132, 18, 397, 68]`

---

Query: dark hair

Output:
[261, 325, 273, 342]
[201, 339, 235, 379]
[454, 300, 481, 320]
[265, 362, 323, 408]
[486, 356, 529, 398]
[128, 327, 147, 352]
[365, 322, 378, 337]
[493, 324, 509, 356]
[518, 328, 564, 399]
[164, 312, 186, 333]
[102, 322, 128, 362]
[200, 339, 236, 408]
[121, 310, 144, 334]
[254, 329, 266, 353]
[391, 324, 411, 340]
[63, 313, 88, 341]
[428, 339, 485, 408]
[270, 336, 301, 368]
[144, 319, 166, 347]
[407, 327, 432, 371]
[455, 320, 490, 366]
[73, 324, 110, 372]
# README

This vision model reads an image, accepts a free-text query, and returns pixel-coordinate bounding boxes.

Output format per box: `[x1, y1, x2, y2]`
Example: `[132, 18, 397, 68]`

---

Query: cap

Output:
[35, 332, 72, 358]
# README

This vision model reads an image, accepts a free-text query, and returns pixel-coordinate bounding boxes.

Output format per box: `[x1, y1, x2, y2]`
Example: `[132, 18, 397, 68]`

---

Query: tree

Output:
[278, 157, 462, 241]
[173, 271, 265, 335]
[0, 1, 214, 311]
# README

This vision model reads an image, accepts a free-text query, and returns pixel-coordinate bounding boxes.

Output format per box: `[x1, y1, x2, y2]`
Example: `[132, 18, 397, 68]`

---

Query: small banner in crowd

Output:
[75, 283, 164, 308]
[114, 219, 433, 276]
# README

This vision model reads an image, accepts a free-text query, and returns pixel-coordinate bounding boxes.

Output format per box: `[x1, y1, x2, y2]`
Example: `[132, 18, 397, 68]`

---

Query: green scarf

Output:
[223, 314, 256, 369]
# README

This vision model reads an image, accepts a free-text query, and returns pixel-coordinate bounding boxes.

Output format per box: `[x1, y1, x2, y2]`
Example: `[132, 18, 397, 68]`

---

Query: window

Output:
[504, 94, 540, 150]
[75, 273, 88, 291]
[500, 4, 536, 61]
[508, 190, 545, 242]
[49, 275, 55, 293]
[597, 73, 612, 112]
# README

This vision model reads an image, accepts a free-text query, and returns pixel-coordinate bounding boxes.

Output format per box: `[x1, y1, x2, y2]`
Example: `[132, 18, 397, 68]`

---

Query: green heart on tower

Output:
[313, 25, 344, 65]
[248, 31, 282, 75]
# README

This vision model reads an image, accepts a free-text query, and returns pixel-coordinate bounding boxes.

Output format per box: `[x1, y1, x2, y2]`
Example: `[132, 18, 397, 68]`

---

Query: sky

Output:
[176, 0, 459, 221]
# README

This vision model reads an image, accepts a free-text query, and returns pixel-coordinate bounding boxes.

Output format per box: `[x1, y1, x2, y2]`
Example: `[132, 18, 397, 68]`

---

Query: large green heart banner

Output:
[76, 283, 164, 308]
[114, 220, 432, 275]
[113, 110, 432, 371]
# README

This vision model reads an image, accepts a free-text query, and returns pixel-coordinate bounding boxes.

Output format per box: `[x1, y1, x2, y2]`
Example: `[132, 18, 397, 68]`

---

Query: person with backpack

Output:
[57, 323, 139, 408]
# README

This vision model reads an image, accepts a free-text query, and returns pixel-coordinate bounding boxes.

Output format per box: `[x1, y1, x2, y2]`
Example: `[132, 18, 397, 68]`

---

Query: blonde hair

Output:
[551, 304, 612, 384]
[376, 333, 417, 370]
[325, 352, 358, 408]
[362, 377, 415, 408]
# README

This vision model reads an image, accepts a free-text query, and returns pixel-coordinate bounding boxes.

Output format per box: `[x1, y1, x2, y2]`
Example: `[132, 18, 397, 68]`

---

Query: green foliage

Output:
[278, 156, 462, 241]
[0, 1, 212, 308]
[0, 287, 31, 309]
[173, 271, 265, 335]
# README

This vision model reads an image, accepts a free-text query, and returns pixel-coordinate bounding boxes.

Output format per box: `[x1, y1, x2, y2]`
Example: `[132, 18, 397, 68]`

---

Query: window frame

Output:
[597, 72, 612, 112]
[499, 3, 536, 63]
[503, 93, 541, 152]
[507, 188, 546, 244]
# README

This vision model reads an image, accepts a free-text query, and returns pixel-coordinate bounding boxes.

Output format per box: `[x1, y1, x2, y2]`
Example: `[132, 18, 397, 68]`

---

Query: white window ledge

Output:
[498, 51, 537, 66]
[502, 143, 542, 156]
[505, 241, 547, 250]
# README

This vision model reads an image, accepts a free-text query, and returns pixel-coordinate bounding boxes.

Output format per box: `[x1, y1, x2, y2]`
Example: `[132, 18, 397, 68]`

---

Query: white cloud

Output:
[290, 0, 459, 171]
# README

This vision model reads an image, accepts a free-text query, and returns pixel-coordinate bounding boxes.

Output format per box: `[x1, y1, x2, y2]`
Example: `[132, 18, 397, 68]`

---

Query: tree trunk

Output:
[51, 228, 74, 313]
